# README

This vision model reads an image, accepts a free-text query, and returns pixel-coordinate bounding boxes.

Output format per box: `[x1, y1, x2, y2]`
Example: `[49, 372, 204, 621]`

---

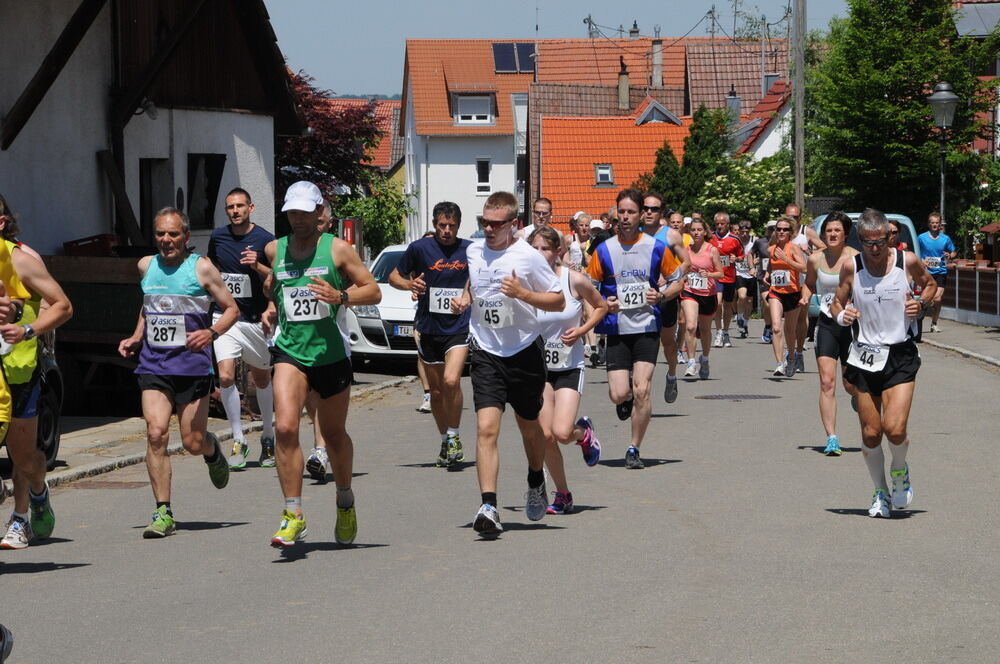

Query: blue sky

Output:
[265, 0, 849, 96]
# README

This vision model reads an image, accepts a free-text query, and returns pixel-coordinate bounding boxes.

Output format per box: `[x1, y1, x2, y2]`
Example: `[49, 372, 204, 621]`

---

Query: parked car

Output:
[0, 332, 63, 471]
[812, 213, 922, 260]
[342, 244, 418, 361]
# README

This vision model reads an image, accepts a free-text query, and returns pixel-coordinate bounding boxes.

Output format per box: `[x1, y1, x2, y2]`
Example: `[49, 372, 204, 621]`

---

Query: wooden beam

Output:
[1, 0, 108, 150]
[97, 149, 144, 246]
[112, 0, 210, 129]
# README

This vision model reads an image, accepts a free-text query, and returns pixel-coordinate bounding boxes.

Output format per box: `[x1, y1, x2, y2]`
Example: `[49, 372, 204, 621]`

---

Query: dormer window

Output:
[455, 95, 493, 125]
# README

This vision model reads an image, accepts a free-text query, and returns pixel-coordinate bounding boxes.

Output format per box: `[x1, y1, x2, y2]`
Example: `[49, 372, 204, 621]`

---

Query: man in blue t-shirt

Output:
[916, 212, 957, 333]
[207, 187, 276, 469]
[389, 201, 471, 469]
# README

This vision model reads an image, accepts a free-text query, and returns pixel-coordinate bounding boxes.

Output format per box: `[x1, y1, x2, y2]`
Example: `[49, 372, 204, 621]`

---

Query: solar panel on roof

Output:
[516, 42, 535, 73]
[493, 43, 517, 73]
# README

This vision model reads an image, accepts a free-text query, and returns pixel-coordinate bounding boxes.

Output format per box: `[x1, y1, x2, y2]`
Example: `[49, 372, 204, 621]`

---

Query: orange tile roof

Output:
[736, 80, 790, 155]
[322, 98, 401, 169]
[540, 115, 693, 230]
[403, 40, 533, 136]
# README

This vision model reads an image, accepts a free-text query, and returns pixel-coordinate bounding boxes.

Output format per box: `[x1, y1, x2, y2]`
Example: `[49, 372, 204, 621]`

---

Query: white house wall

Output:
[0, 0, 114, 255]
[749, 107, 790, 160]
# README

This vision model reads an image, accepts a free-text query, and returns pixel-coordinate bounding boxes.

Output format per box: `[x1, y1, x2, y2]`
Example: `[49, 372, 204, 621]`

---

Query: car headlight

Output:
[354, 305, 381, 319]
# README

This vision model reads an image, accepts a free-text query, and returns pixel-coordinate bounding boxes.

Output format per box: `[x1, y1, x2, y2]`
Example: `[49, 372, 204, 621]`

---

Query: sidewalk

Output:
[920, 318, 1000, 367]
[1, 375, 417, 490]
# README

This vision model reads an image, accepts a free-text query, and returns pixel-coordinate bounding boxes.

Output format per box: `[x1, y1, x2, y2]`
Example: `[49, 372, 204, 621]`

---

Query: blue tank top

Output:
[136, 253, 213, 377]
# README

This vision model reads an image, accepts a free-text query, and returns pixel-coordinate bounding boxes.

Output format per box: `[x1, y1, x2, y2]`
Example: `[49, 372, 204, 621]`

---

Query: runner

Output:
[916, 213, 956, 333]
[528, 226, 607, 514]
[118, 208, 238, 538]
[653, 209, 690, 402]
[466, 191, 565, 537]
[588, 189, 685, 469]
[787, 204, 825, 372]
[734, 220, 756, 338]
[262, 181, 381, 547]
[709, 211, 744, 348]
[830, 208, 936, 517]
[765, 216, 807, 377]
[566, 212, 591, 270]
[389, 201, 470, 470]
[207, 188, 276, 470]
[679, 218, 723, 380]
[803, 212, 859, 456]
[752, 221, 777, 342]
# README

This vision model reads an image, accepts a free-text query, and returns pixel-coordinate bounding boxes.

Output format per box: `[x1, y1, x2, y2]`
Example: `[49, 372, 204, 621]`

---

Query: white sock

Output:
[220, 385, 244, 441]
[447, 427, 459, 438]
[336, 487, 354, 509]
[862, 444, 889, 492]
[284, 496, 302, 514]
[888, 438, 909, 472]
[256, 383, 274, 440]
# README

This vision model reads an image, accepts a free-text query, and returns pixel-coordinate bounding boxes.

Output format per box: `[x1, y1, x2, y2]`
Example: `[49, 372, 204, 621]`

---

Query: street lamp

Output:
[927, 82, 960, 224]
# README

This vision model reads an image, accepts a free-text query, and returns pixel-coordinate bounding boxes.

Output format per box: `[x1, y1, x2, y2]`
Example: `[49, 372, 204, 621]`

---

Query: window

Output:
[455, 95, 492, 124]
[139, 158, 171, 242]
[595, 164, 614, 185]
[186, 153, 227, 230]
[476, 159, 491, 194]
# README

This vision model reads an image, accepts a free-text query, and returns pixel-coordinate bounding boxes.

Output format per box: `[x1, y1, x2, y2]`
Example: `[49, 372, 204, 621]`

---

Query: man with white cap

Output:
[261, 181, 381, 548]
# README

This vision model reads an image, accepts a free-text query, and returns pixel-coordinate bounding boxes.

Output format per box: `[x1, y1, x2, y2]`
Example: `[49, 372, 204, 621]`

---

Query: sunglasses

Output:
[739, 226, 751, 230]
[776, 227, 792, 232]
[888, 230, 899, 235]
[481, 218, 516, 228]
[532, 210, 551, 216]
[860, 237, 888, 248]
[641, 205, 662, 212]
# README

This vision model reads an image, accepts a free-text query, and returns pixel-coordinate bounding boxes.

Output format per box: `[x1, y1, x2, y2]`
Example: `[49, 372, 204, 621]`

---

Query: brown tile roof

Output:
[322, 98, 402, 170]
[735, 80, 790, 155]
[402, 40, 533, 136]
[686, 41, 788, 115]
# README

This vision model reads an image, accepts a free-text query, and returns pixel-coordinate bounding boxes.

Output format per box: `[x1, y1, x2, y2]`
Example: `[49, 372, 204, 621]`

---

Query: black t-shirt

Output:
[751, 237, 770, 281]
[395, 237, 471, 335]
[207, 224, 274, 321]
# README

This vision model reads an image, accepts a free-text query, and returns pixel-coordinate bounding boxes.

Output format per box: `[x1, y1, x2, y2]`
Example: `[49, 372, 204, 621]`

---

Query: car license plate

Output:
[393, 325, 414, 337]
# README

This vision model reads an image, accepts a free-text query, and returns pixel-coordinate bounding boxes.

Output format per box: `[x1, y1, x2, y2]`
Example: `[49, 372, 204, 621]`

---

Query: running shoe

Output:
[823, 435, 843, 456]
[773, 363, 786, 377]
[1, 621, 12, 662]
[784, 355, 796, 378]
[616, 397, 634, 421]
[698, 355, 710, 380]
[0, 517, 32, 549]
[868, 489, 891, 519]
[306, 446, 329, 481]
[575, 417, 601, 466]
[259, 436, 276, 468]
[722, 331, 733, 348]
[930, 324, 942, 333]
[762, 326, 773, 343]
[416, 393, 431, 413]
[712, 330, 724, 348]
[795, 352, 805, 374]
[624, 445, 645, 469]
[335, 505, 358, 545]
[473, 503, 503, 537]
[206, 434, 230, 489]
[271, 509, 307, 547]
[435, 440, 449, 467]
[677, 350, 688, 364]
[663, 376, 678, 403]
[890, 464, 913, 509]
[524, 482, 548, 521]
[29, 490, 55, 540]
[142, 506, 176, 539]
[684, 359, 699, 377]
[546, 491, 574, 515]
[228, 439, 249, 469]
[596, 341, 606, 366]
[446, 434, 464, 468]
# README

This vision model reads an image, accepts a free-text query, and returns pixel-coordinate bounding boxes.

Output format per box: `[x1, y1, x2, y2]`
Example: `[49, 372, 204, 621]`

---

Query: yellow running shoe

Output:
[270, 510, 307, 547]
[335, 505, 357, 546]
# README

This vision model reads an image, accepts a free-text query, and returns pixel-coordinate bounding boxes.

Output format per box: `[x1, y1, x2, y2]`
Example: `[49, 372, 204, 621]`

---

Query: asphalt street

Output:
[2, 326, 997, 663]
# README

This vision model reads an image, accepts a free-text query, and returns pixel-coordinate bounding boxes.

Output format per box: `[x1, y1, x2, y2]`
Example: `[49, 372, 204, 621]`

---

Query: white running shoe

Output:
[773, 363, 786, 377]
[306, 446, 329, 481]
[0, 517, 32, 549]
[416, 393, 431, 413]
[890, 464, 913, 509]
[684, 359, 699, 377]
[473, 504, 503, 537]
[712, 331, 724, 348]
[524, 483, 548, 521]
[722, 331, 733, 348]
[868, 490, 891, 518]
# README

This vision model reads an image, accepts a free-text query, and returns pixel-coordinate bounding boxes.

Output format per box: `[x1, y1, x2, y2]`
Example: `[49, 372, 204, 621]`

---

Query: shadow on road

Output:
[597, 458, 681, 468]
[273, 541, 388, 562]
[825, 508, 926, 519]
[650, 413, 688, 418]
[398, 461, 476, 471]
[0, 561, 90, 575]
[179, 521, 250, 531]
[796, 445, 863, 454]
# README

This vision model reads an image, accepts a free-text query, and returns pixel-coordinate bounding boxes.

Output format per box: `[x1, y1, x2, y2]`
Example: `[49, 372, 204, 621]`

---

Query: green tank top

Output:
[2, 240, 41, 385]
[274, 233, 348, 366]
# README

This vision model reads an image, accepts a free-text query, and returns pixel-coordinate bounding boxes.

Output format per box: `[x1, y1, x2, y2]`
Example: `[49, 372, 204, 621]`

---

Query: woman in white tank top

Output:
[829, 209, 937, 519]
[528, 227, 608, 515]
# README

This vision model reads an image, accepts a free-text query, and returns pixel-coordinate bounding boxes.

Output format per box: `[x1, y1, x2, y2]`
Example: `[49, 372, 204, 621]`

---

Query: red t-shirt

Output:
[709, 232, 745, 283]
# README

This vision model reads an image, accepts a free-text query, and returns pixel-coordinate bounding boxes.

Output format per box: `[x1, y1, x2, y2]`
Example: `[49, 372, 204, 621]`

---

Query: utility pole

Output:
[760, 15, 766, 97]
[792, 0, 806, 209]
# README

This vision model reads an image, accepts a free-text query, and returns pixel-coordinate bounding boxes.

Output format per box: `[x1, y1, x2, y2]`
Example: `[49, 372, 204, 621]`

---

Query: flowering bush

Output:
[699, 153, 794, 230]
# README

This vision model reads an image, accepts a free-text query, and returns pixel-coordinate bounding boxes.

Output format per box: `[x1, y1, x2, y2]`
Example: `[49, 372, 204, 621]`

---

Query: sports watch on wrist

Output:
[339, 290, 350, 305]
[22, 324, 35, 341]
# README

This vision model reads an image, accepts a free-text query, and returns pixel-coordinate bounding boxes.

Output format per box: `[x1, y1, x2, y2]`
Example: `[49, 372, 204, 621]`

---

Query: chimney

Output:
[618, 57, 629, 110]
[726, 84, 741, 121]
[651, 39, 663, 88]
[629, 20, 640, 39]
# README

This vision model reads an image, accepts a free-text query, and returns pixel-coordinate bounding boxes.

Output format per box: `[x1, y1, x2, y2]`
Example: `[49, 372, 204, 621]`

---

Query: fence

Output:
[942, 261, 1000, 327]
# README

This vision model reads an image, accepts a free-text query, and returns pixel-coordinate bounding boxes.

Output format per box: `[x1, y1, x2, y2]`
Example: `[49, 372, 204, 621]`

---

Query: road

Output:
[2, 329, 997, 663]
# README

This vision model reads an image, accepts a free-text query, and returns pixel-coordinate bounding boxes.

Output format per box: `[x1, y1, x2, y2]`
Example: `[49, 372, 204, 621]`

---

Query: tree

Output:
[679, 106, 733, 213]
[700, 151, 794, 228]
[334, 174, 412, 257]
[632, 139, 683, 208]
[807, 0, 1000, 226]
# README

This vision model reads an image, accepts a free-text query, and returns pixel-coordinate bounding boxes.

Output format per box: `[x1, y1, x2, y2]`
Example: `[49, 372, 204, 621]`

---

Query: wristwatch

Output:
[339, 290, 350, 305]
[209, 328, 220, 340]
[22, 324, 35, 341]
[11, 300, 23, 323]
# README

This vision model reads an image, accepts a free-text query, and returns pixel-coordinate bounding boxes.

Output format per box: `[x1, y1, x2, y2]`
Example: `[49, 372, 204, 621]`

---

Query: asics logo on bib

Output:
[288, 287, 314, 298]
[478, 298, 503, 308]
[619, 269, 648, 278]
[148, 315, 178, 326]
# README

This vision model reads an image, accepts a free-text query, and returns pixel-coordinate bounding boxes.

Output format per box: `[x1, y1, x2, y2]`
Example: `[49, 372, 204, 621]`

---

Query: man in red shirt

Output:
[709, 211, 744, 348]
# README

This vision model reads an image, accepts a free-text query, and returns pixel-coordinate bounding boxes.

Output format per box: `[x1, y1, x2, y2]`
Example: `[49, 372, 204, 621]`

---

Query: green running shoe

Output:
[435, 440, 448, 467]
[446, 434, 464, 468]
[29, 492, 55, 540]
[271, 509, 307, 547]
[228, 439, 249, 469]
[143, 506, 176, 539]
[335, 504, 357, 546]
[205, 433, 230, 489]
[259, 436, 276, 468]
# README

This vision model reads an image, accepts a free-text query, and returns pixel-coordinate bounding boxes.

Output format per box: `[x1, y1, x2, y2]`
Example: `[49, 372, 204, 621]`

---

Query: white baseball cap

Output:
[573, 210, 587, 220]
[765, 219, 777, 229]
[589, 219, 603, 229]
[281, 181, 324, 212]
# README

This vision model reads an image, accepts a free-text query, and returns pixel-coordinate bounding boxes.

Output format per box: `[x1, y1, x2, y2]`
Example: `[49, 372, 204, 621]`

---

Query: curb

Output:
[40, 375, 418, 490]
[920, 338, 1000, 368]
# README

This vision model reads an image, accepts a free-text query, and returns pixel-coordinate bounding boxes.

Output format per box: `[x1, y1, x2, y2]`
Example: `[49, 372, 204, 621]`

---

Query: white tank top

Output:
[736, 239, 754, 279]
[536, 267, 585, 371]
[793, 226, 810, 252]
[815, 254, 842, 317]
[852, 249, 914, 346]
[568, 237, 584, 267]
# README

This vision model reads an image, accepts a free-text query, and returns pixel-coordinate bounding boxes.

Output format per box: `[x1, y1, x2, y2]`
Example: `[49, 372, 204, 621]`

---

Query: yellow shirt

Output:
[0, 240, 32, 422]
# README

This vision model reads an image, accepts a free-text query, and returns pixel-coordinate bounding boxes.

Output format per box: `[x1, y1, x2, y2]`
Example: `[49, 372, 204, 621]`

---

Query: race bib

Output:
[221, 273, 251, 298]
[429, 287, 462, 314]
[618, 282, 647, 310]
[761, 258, 769, 271]
[544, 338, 573, 370]
[475, 296, 513, 328]
[146, 314, 185, 348]
[0, 339, 12, 356]
[822, 293, 835, 308]
[720, 255, 731, 267]
[847, 340, 889, 372]
[926, 256, 942, 269]
[687, 273, 708, 291]
[736, 259, 749, 272]
[282, 286, 330, 322]
[771, 270, 790, 287]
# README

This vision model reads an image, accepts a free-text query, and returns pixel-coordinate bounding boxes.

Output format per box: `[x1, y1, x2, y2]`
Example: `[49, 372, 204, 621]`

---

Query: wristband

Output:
[836, 309, 850, 327]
